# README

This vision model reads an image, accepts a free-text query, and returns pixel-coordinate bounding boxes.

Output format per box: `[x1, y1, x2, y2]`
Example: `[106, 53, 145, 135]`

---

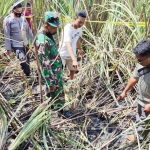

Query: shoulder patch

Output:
[3, 15, 11, 26]
[3, 21, 7, 26]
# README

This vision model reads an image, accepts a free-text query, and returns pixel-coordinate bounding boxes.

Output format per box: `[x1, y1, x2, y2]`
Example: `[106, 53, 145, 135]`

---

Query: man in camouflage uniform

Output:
[37, 12, 65, 109]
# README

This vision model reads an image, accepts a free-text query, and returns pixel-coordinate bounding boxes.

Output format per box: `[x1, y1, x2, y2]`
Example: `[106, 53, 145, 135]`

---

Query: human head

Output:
[26, 2, 31, 10]
[73, 10, 86, 29]
[44, 12, 61, 35]
[133, 40, 150, 66]
[12, 3, 23, 18]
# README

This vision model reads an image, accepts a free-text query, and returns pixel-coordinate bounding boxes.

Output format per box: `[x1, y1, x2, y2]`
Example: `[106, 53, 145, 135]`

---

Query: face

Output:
[13, 7, 22, 17]
[26, 7, 31, 11]
[74, 16, 86, 28]
[135, 54, 150, 66]
[47, 24, 57, 35]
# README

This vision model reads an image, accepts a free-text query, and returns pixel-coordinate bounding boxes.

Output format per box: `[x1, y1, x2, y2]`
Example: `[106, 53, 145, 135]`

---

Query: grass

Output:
[0, 0, 150, 149]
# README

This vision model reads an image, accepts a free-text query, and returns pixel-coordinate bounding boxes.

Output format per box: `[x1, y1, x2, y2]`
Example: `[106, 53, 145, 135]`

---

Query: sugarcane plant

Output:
[1, 0, 150, 149]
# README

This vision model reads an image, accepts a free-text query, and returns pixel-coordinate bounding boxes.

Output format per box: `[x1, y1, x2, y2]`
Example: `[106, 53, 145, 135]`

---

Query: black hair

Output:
[133, 40, 150, 56]
[76, 10, 86, 18]
[13, 3, 22, 10]
[27, 3, 31, 7]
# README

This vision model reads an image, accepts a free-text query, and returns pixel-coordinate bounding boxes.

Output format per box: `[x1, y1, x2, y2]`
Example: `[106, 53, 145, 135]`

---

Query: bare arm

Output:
[66, 41, 76, 61]
[117, 77, 138, 100]
[77, 38, 81, 50]
[77, 38, 84, 57]
[66, 41, 78, 68]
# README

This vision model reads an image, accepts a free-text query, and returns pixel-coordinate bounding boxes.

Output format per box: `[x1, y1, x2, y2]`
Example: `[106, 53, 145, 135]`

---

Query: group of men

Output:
[3, 2, 86, 109]
[3, 2, 150, 146]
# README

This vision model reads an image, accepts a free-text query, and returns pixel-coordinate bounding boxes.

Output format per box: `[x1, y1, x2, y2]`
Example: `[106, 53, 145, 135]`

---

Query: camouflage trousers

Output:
[46, 84, 65, 109]
[45, 72, 65, 109]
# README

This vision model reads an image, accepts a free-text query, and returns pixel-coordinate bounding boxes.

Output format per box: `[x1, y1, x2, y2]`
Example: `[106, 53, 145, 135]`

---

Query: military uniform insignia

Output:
[3, 21, 7, 27]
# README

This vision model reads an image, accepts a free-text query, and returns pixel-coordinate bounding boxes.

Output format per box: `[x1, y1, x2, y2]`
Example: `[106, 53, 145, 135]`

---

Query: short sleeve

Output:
[63, 25, 72, 42]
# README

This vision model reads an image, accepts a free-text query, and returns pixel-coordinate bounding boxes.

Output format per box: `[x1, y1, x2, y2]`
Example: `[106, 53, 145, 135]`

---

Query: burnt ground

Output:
[0, 54, 149, 150]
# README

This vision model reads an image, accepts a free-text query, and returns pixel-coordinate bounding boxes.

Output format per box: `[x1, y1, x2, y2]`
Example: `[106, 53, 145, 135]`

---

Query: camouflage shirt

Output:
[37, 30, 63, 86]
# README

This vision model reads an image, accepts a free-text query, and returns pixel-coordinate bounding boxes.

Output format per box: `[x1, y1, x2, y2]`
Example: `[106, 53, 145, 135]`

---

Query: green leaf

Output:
[0, 105, 7, 149]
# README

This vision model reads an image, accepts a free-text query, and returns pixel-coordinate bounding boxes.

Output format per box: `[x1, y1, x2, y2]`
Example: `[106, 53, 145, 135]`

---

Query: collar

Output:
[10, 13, 15, 19]
[45, 32, 55, 43]
[11, 13, 22, 20]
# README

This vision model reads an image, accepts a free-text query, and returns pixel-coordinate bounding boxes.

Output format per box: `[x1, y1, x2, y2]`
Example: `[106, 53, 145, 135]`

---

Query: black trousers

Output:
[12, 46, 30, 76]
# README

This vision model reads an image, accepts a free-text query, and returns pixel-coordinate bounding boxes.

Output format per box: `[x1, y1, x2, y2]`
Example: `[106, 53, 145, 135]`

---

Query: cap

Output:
[9, 0, 24, 11]
[13, 3, 22, 9]
[12, 0, 23, 9]
[45, 12, 61, 27]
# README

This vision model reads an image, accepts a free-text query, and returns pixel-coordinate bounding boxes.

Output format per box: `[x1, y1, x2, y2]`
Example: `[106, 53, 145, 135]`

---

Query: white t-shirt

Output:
[59, 23, 82, 57]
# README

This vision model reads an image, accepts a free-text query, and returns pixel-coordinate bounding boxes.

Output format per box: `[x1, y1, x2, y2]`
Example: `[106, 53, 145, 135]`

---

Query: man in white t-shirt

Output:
[59, 10, 86, 80]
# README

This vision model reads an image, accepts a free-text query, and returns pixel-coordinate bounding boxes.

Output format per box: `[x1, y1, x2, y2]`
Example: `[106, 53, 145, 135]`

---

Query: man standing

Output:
[117, 40, 150, 143]
[59, 10, 86, 80]
[3, 3, 34, 77]
[37, 12, 65, 109]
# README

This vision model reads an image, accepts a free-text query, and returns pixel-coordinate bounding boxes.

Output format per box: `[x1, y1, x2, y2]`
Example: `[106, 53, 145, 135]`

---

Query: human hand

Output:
[117, 91, 126, 100]
[78, 49, 84, 57]
[144, 104, 150, 113]
[72, 60, 78, 69]
[50, 86, 57, 91]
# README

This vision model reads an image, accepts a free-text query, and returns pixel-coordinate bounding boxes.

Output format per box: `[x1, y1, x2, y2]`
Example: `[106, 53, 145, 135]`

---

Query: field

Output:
[0, 0, 150, 149]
